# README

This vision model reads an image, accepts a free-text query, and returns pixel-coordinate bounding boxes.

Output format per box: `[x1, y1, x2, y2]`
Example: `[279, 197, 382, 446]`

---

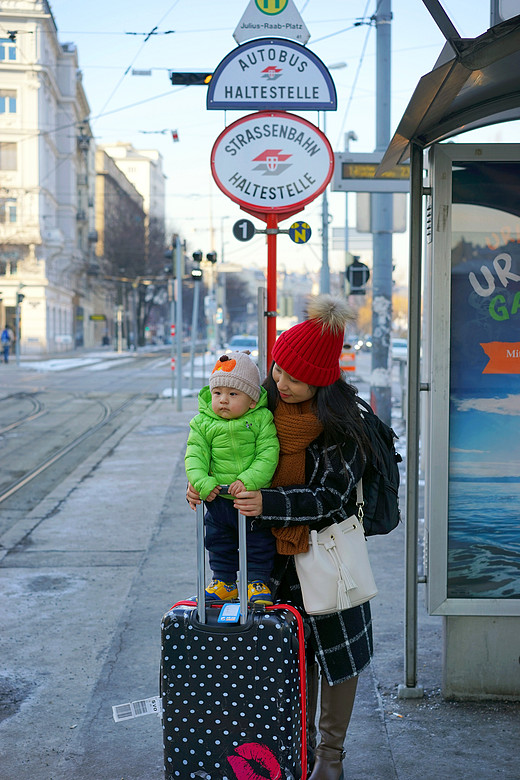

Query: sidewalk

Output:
[0, 392, 517, 779]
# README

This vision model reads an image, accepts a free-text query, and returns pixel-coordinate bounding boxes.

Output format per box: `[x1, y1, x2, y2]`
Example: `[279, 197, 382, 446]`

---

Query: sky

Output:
[46, 0, 518, 280]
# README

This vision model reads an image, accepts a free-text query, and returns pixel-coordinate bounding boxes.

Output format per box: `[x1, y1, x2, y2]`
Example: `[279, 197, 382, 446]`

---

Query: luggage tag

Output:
[217, 602, 242, 623]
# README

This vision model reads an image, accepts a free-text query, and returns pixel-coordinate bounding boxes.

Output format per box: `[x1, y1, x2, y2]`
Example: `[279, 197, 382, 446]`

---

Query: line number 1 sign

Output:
[232, 219, 256, 242]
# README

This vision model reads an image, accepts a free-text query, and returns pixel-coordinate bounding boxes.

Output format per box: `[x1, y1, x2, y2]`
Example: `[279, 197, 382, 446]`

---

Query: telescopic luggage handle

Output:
[196, 500, 248, 625]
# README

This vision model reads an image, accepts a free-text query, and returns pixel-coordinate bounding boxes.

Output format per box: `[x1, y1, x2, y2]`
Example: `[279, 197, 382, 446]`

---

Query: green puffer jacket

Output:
[185, 385, 279, 500]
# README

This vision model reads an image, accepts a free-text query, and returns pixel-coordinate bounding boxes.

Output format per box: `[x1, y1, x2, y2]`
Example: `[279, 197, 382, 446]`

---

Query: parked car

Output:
[224, 335, 259, 358]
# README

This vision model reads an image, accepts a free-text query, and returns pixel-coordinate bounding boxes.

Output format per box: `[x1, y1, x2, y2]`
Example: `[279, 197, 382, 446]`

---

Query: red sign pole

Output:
[266, 213, 278, 369]
[210, 112, 334, 375]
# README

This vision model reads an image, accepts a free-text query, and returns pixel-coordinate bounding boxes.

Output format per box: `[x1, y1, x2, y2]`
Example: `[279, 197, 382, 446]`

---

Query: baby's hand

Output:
[186, 482, 201, 511]
[228, 480, 245, 497]
[205, 485, 221, 502]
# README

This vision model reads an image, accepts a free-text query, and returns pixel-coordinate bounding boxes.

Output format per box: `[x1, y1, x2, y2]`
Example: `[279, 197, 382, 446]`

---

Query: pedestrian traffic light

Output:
[169, 72, 212, 86]
[206, 251, 217, 264]
[16, 292, 24, 304]
[345, 257, 370, 295]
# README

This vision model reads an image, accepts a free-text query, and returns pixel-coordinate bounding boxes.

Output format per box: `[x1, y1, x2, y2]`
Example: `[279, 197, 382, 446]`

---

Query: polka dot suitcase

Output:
[160, 504, 307, 779]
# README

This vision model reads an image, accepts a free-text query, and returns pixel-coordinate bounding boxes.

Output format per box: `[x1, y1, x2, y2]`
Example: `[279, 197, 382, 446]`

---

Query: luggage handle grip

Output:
[196, 501, 248, 625]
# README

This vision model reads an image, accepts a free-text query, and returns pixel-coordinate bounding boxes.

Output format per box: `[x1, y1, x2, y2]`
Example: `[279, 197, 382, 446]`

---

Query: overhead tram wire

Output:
[333, 1, 376, 148]
[7, 84, 187, 195]
[9, 86, 187, 148]
[95, 0, 182, 121]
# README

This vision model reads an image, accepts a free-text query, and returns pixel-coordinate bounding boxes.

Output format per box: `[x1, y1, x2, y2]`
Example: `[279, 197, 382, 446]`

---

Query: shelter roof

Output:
[378, 14, 520, 173]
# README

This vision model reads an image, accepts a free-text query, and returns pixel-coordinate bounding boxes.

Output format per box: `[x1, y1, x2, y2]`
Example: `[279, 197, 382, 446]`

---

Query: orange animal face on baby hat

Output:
[212, 356, 236, 373]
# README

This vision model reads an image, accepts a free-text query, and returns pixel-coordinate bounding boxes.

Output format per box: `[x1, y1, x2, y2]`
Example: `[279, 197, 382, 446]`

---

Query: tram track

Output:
[0, 393, 47, 434]
[0, 395, 145, 507]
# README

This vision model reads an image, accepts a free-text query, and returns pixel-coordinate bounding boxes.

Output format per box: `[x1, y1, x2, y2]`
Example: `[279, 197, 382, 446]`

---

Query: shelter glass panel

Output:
[448, 161, 520, 600]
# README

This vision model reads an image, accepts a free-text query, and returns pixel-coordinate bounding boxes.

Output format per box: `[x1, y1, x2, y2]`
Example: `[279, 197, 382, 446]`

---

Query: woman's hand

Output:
[233, 489, 263, 517]
[186, 482, 202, 511]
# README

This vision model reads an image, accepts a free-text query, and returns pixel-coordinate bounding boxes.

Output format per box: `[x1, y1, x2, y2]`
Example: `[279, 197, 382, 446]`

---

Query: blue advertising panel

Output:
[428, 144, 520, 616]
[449, 161, 520, 600]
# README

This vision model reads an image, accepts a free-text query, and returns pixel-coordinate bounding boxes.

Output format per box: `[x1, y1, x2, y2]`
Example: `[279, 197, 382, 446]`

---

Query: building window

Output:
[0, 38, 16, 61]
[0, 89, 16, 113]
[0, 198, 17, 223]
[0, 142, 17, 170]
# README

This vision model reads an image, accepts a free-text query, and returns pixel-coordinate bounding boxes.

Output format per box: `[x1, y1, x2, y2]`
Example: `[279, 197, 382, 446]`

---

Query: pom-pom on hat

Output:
[271, 295, 354, 386]
[209, 351, 261, 403]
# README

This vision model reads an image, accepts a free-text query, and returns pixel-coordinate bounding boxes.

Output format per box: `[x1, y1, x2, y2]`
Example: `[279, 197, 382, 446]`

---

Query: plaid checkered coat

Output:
[256, 436, 374, 686]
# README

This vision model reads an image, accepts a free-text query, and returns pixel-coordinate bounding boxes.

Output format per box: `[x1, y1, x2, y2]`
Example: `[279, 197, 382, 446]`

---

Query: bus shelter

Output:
[379, 8, 520, 699]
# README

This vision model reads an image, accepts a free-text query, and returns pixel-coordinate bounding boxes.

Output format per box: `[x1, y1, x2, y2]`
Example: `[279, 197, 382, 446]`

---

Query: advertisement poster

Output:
[448, 161, 520, 599]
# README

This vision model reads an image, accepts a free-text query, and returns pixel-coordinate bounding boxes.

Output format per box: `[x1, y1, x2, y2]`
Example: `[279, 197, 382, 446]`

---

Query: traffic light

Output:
[169, 72, 212, 86]
[192, 250, 203, 263]
[17, 292, 25, 304]
[206, 251, 217, 264]
[191, 268, 203, 281]
[345, 256, 370, 295]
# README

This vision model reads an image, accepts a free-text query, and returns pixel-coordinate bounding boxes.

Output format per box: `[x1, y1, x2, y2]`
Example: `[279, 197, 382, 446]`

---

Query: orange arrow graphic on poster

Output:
[480, 342, 520, 374]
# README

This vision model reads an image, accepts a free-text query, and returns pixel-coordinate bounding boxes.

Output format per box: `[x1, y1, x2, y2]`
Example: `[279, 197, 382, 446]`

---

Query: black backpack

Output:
[356, 397, 402, 536]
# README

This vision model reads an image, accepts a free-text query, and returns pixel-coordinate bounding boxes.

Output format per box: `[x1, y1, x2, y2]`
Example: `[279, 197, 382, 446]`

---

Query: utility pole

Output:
[320, 113, 330, 294]
[370, 0, 393, 425]
[175, 235, 183, 412]
[321, 62, 347, 295]
[15, 284, 25, 367]
[344, 131, 358, 284]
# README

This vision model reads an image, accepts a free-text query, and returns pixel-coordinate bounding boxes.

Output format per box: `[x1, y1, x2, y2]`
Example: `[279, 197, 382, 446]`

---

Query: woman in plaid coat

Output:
[233, 295, 374, 780]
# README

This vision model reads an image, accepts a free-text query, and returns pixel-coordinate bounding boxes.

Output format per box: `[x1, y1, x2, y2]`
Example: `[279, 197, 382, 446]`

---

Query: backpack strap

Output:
[356, 479, 364, 522]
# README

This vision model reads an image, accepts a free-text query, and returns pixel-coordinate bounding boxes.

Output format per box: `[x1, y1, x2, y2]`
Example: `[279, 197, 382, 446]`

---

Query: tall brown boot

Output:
[306, 663, 319, 773]
[307, 675, 358, 780]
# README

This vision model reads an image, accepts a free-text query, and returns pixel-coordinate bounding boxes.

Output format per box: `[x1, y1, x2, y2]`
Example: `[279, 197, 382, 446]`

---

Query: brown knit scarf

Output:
[271, 399, 323, 555]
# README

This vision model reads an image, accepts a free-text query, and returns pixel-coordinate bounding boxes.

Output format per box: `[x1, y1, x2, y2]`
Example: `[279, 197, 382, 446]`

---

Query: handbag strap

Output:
[356, 480, 364, 522]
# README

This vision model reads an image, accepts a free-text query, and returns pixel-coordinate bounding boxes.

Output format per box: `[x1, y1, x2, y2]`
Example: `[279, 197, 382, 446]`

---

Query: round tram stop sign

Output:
[211, 111, 334, 217]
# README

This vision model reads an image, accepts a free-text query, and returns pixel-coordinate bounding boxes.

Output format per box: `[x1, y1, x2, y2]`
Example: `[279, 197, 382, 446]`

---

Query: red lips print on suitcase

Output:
[227, 742, 282, 780]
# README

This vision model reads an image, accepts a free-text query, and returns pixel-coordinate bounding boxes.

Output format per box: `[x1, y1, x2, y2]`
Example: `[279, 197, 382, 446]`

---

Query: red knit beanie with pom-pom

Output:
[271, 295, 354, 386]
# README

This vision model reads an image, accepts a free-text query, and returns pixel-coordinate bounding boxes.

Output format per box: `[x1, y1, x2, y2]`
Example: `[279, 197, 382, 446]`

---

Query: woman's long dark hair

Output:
[263, 362, 372, 458]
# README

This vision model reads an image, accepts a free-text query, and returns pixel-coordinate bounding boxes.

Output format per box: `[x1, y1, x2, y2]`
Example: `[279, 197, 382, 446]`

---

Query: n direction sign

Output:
[288, 221, 311, 243]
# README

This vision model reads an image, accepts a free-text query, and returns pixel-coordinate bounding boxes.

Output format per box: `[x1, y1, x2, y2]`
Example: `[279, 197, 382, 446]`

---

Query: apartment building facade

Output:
[0, 1, 98, 351]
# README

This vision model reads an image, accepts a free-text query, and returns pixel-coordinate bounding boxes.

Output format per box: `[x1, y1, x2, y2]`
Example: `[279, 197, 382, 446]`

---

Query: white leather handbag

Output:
[294, 482, 378, 615]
